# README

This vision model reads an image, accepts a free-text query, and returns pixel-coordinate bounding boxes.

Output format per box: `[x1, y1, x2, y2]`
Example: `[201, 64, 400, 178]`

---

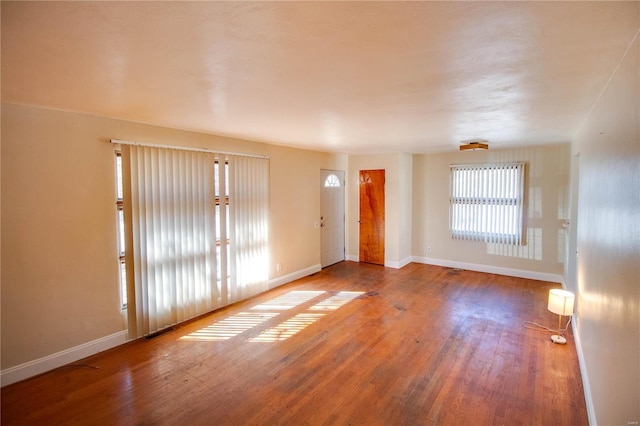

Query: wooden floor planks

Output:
[1, 262, 588, 425]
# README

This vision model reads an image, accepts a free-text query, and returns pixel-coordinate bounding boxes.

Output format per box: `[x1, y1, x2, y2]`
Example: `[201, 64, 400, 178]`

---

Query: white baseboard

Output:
[268, 263, 321, 290]
[411, 256, 563, 283]
[572, 318, 596, 425]
[2, 264, 322, 388]
[385, 256, 412, 269]
[560, 276, 567, 289]
[1, 265, 321, 388]
[345, 255, 412, 269]
[1, 330, 129, 387]
[560, 276, 594, 423]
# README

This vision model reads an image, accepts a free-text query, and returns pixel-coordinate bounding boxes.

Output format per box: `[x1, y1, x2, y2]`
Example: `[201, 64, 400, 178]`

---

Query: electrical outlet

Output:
[427, 246, 432, 253]
[276, 263, 281, 272]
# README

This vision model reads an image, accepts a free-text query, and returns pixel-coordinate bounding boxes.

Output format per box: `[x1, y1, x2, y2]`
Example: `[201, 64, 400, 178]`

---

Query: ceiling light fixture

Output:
[459, 139, 489, 151]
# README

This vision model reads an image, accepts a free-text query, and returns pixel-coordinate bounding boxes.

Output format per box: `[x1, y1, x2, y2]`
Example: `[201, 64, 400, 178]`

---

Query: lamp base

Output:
[551, 335, 567, 344]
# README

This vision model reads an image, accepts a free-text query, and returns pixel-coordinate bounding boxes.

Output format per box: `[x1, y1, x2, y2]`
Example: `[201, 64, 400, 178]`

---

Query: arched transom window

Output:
[324, 174, 341, 187]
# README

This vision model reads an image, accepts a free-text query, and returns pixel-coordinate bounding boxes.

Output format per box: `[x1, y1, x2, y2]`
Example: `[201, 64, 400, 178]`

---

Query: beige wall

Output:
[570, 32, 639, 425]
[412, 144, 570, 276]
[1, 103, 345, 369]
[267, 144, 346, 277]
[398, 153, 413, 263]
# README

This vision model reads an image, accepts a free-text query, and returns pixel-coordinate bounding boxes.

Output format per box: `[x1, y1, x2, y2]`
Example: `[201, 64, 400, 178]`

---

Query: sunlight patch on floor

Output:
[308, 291, 364, 311]
[179, 290, 364, 343]
[179, 312, 278, 341]
[249, 313, 326, 342]
[250, 291, 364, 342]
[250, 290, 325, 311]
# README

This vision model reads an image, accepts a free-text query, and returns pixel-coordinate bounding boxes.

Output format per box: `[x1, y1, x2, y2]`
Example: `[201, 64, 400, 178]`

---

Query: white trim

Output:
[562, 278, 596, 425]
[560, 275, 567, 290]
[411, 256, 563, 283]
[571, 319, 596, 425]
[268, 264, 321, 290]
[385, 257, 412, 269]
[1, 262, 320, 387]
[1, 331, 129, 387]
[346, 254, 359, 262]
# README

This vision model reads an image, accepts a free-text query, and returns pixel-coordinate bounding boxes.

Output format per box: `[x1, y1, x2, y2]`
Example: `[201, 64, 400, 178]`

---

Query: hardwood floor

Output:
[2, 262, 588, 425]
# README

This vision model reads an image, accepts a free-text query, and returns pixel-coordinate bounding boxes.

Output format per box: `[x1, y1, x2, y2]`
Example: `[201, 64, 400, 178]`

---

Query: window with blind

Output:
[115, 152, 127, 309]
[449, 163, 525, 245]
[117, 144, 269, 339]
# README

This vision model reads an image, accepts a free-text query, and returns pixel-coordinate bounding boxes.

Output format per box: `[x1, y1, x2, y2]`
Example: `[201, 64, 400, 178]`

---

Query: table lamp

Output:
[547, 289, 575, 344]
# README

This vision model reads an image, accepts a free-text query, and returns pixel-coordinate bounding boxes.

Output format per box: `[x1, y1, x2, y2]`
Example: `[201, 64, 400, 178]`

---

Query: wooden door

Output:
[359, 169, 385, 265]
[320, 170, 345, 268]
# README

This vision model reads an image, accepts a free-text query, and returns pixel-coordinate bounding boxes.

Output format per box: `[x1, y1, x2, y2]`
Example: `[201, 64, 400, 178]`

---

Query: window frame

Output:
[214, 159, 230, 248]
[115, 151, 127, 309]
[213, 159, 231, 287]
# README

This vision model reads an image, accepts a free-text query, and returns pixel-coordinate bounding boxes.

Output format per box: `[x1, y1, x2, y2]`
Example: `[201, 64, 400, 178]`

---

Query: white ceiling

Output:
[2, 1, 638, 154]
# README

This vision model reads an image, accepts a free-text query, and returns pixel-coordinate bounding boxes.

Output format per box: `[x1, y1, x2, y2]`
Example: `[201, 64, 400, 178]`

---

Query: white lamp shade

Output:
[548, 289, 575, 316]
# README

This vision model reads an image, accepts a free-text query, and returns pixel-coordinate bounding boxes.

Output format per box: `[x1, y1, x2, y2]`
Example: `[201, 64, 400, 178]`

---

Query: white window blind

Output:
[121, 145, 269, 339]
[228, 155, 269, 303]
[449, 162, 525, 245]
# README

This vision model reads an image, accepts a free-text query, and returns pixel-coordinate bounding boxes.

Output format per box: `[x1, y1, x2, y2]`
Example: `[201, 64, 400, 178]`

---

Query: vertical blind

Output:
[122, 145, 269, 339]
[229, 156, 270, 302]
[449, 162, 525, 245]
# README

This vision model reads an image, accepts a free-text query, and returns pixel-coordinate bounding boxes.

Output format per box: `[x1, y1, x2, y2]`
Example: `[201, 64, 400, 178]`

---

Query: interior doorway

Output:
[359, 169, 385, 265]
[320, 170, 345, 268]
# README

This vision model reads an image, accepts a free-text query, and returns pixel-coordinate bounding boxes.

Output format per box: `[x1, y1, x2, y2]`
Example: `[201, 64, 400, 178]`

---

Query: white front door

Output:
[320, 170, 345, 268]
